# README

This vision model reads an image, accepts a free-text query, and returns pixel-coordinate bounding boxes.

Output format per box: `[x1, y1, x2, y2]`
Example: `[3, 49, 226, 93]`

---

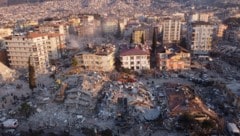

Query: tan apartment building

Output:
[74, 44, 115, 72]
[132, 28, 145, 44]
[4, 33, 50, 74]
[120, 45, 150, 71]
[0, 28, 13, 39]
[217, 24, 228, 38]
[156, 45, 191, 71]
[163, 18, 181, 44]
[189, 13, 210, 23]
[37, 23, 69, 36]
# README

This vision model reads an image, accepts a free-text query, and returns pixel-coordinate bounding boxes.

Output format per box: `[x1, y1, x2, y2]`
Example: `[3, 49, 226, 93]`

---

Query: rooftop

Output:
[120, 46, 150, 56]
[76, 44, 115, 56]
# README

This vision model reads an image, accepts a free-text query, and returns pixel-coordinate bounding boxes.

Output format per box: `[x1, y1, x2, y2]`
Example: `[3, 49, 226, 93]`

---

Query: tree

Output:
[150, 28, 157, 68]
[71, 57, 78, 67]
[141, 33, 145, 44]
[151, 28, 157, 55]
[180, 37, 188, 49]
[130, 33, 134, 44]
[115, 20, 121, 39]
[18, 102, 33, 118]
[28, 57, 36, 91]
[114, 56, 122, 72]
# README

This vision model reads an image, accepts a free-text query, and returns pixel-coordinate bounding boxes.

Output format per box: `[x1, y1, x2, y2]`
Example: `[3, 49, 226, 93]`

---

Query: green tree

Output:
[130, 33, 134, 44]
[150, 28, 157, 68]
[141, 33, 145, 44]
[28, 57, 36, 91]
[151, 28, 157, 54]
[71, 57, 78, 67]
[19, 102, 33, 118]
[114, 56, 122, 72]
[115, 20, 122, 39]
[180, 37, 187, 49]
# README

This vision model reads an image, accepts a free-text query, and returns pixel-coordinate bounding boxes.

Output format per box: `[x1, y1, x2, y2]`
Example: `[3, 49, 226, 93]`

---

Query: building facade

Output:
[189, 13, 210, 23]
[187, 22, 213, 55]
[163, 18, 181, 44]
[132, 29, 145, 44]
[47, 33, 64, 60]
[74, 44, 115, 72]
[4, 33, 50, 74]
[156, 45, 191, 71]
[120, 45, 150, 71]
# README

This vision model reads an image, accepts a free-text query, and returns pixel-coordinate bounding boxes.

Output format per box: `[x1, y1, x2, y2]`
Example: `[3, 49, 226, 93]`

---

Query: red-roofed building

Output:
[120, 46, 150, 71]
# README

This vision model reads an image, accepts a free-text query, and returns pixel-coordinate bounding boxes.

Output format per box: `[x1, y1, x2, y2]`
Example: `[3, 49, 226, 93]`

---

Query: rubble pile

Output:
[0, 62, 16, 81]
[95, 80, 156, 122]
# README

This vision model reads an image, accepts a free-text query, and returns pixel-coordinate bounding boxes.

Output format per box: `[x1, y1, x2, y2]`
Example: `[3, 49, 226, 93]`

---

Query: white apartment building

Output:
[4, 33, 50, 74]
[120, 46, 150, 71]
[187, 22, 213, 55]
[163, 18, 181, 44]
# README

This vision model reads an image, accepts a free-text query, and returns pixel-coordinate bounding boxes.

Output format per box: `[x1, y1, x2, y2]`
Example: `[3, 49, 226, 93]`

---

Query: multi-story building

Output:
[187, 21, 213, 55]
[162, 18, 181, 44]
[156, 45, 191, 71]
[74, 44, 115, 72]
[47, 33, 64, 60]
[37, 23, 69, 36]
[189, 13, 210, 23]
[0, 28, 13, 39]
[4, 32, 50, 74]
[120, 45, 150, 71]
[217, 24, 228, 38]
[132, 28, 145, 44]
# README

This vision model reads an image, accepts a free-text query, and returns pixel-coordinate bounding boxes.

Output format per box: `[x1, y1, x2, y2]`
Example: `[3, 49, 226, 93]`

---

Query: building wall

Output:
[47, 35, 62, 60]
[5, 35, 49, 74]
[0, 28, 12, 39]
[75, 52, 115, 72]
[188, 23, 213, 55]
[121, 55, 150, 71]
[217, 24, 228, 38]
[157, 51, 190, 71]
[163, 19, 181, 44]
[132, 30, 145, 44]
[189, 13, 209, 22]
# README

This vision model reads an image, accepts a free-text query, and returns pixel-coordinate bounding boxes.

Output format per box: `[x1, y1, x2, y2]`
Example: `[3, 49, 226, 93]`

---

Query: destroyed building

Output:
[74, 44, 116, 72]
[156, 44, 191, 71]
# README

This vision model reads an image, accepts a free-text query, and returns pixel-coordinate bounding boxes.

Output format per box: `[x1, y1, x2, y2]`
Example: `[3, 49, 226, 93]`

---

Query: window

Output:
[130, 62, 134, 65]
[130, 56, 134, 60]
